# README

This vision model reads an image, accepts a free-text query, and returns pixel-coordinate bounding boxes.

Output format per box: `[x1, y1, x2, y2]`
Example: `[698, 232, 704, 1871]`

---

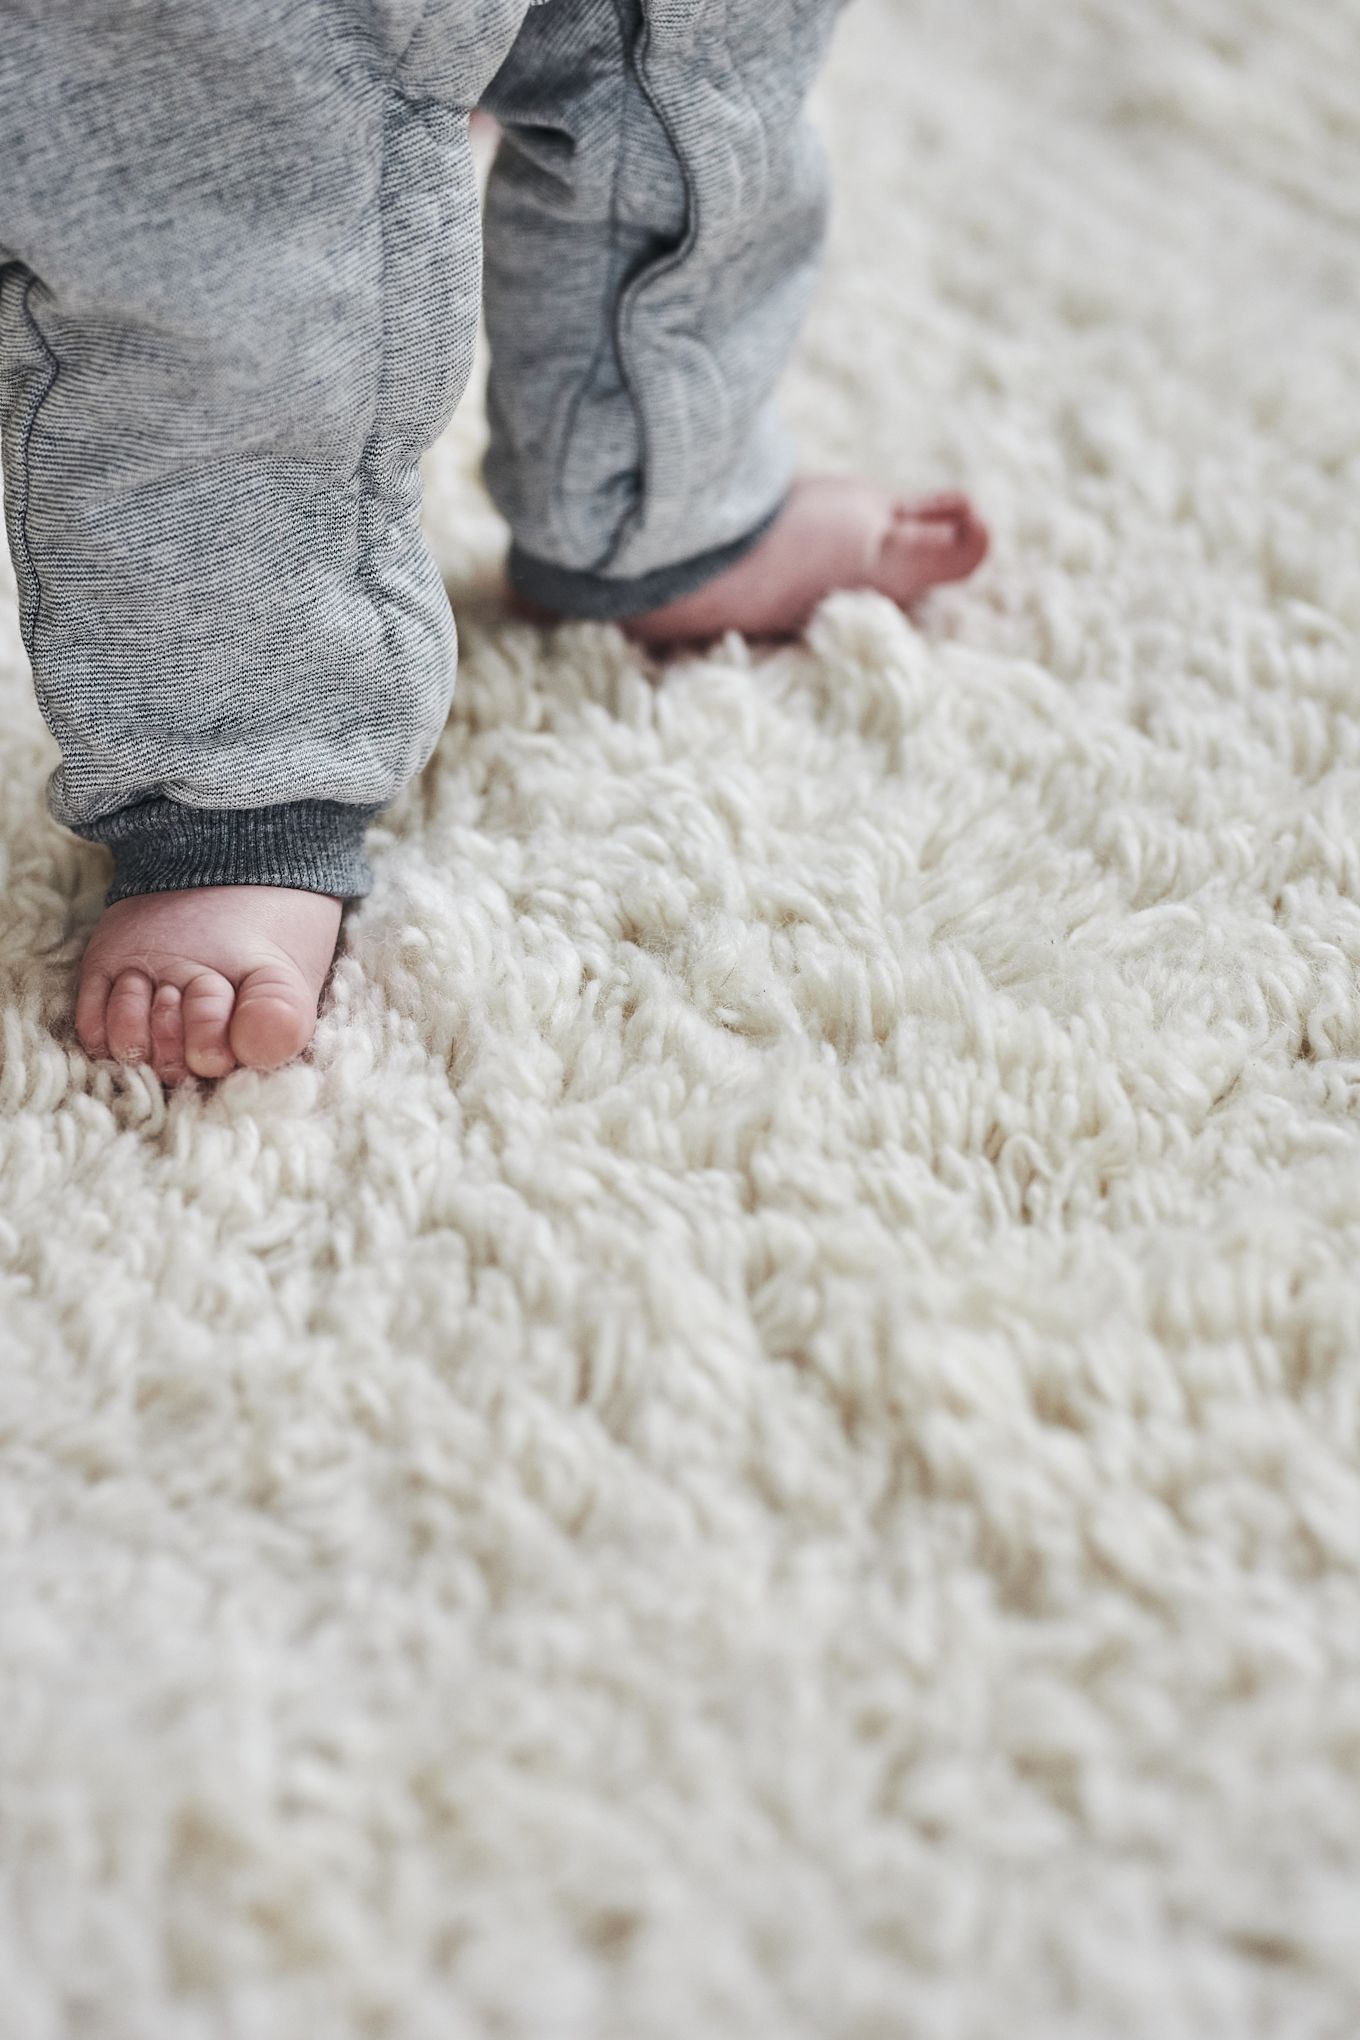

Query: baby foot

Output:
[624, 476, 989, 646]
[75, 885, 343, 1083]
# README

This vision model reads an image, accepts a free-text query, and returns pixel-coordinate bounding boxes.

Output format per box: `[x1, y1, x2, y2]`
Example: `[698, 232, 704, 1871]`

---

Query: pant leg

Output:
[0, 0, 526, 904]
[480, 0, 842, 621]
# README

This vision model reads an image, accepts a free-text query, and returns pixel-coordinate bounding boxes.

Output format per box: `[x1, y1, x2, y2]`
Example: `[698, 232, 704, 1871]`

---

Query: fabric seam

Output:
[598, 0, 703, 575]
[14, 273, 60, 662]
[543, 0, 636, 569]
[355, 88, 398, 638]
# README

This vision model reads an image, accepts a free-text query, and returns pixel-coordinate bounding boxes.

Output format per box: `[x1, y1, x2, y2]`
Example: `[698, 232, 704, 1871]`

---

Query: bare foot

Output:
[75, 886, 343, 1083]
[623, 476, 989, 647]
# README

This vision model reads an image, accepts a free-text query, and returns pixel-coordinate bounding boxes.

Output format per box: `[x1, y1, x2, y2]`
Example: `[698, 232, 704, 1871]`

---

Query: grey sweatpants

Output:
[0, 0, 840, 902]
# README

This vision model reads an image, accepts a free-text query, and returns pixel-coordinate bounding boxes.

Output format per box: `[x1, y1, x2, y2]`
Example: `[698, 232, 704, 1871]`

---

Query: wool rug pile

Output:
[1, 0, 1358, 2033]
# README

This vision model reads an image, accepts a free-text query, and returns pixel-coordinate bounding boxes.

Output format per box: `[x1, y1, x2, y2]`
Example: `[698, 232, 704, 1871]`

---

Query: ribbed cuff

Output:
[78, 798, 381, 904]
[507, 498, 787, 623]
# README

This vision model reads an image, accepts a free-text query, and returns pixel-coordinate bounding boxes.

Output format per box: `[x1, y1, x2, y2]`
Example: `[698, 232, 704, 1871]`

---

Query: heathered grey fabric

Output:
[0, 0, 839, 902]
[484, 0, 839, 609]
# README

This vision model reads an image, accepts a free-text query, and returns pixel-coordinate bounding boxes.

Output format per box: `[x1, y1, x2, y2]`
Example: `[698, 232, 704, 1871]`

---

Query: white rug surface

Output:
[2, 1, 1359, 2034]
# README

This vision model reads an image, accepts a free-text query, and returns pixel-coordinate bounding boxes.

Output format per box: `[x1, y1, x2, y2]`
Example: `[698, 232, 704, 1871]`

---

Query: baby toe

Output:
[105, 970, 155, 1065]
[75, 961, 113, 1060]
[881, 504, 989, 602]
[149, 983, 188, 1085]
[896, 490, 974, 525]
[953, 508, 990, 574]
[182, 969, 238, 1080]
[229, 964, 317, 1072]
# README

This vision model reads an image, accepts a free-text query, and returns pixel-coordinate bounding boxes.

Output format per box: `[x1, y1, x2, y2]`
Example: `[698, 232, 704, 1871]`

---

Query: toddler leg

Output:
[480, 0, 986, 642]
[0, 0, 525, 1077]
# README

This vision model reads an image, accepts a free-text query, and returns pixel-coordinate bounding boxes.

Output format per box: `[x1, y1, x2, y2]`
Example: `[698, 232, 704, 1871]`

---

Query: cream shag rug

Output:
[2, 1, 1359, 2034]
